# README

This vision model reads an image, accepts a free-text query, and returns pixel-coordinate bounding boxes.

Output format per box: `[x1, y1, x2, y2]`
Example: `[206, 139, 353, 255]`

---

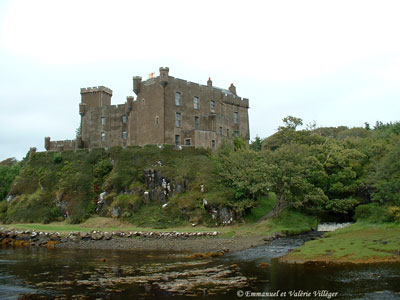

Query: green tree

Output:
[263, 144, 328, 216]
[216, 149, 270, 201]
[249, 136, 263, 151]
[370, 136, 400, 205]
[0, 159, 21, 200]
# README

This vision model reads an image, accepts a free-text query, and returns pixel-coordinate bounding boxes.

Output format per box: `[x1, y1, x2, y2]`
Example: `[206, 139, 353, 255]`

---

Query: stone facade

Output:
[45, 67, 250, 151]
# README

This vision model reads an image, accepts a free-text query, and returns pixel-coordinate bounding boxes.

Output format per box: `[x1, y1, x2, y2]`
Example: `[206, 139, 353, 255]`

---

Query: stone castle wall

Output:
[44, 68, 250, 152]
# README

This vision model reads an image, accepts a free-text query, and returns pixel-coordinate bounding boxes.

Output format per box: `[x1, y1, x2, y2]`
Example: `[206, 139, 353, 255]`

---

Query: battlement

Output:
[80, 86, 113, 96]
[45, 137, 77, 152]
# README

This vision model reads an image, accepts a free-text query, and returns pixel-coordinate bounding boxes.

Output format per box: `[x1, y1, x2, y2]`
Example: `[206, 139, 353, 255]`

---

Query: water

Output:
[317, 223, 353, 232]
[0, 233, 400, 299]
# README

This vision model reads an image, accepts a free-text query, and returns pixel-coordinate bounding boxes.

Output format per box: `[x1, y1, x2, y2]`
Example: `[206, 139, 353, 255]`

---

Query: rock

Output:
[91, 232, 103, 240]
[263, 236, 273, 242]
[79, 232, 90, 239]
[143, 191, 150, 203]
[6, 195, 15, 203]
[111, 207, 120, 218]
[259, 262, 270, 268]
[103, 232, 112, 240]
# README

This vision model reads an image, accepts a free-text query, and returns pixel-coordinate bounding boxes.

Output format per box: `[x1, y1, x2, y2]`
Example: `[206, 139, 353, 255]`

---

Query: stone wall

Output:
[44, 67, 250, 152]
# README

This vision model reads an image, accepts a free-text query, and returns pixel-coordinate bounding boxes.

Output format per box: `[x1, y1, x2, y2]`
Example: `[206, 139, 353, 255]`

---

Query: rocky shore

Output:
[0, 228, 278, 253]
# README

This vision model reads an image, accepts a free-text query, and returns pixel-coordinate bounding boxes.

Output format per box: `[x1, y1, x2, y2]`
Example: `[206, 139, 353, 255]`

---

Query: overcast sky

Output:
[1, 0, 400, 161]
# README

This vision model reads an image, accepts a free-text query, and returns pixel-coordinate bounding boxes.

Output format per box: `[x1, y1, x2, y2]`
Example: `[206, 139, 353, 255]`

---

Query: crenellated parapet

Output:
[44, 137, 77, 152]
[80, 86, 113, 96]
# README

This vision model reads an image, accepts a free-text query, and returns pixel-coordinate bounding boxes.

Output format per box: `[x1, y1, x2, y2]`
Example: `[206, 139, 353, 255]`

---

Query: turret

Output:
[44, 137, 50, 151]
[159, 67, 169, 87]
[133, 76, 142, 95]
[126, 96, 134, 113]
[79, 103, 86, 116]
[207, 77, 212, 87]
[229, 83, 237, 96]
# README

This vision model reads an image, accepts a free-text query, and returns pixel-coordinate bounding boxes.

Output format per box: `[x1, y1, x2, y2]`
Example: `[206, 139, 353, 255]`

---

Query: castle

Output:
[45, 67, 250, 151]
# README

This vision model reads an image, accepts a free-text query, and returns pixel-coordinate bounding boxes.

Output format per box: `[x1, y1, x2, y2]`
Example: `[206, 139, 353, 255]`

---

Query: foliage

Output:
[0, 161, 21, 200]
[3, 116, 400, 227]
[245, 194, 276, 223]
[249, 136, 263, 151]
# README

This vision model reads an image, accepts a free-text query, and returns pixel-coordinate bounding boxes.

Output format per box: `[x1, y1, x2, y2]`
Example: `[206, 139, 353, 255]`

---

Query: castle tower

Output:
[80, 86, 113, 108]
[133, 76, 142, 95]
[159, 67, 169, 87]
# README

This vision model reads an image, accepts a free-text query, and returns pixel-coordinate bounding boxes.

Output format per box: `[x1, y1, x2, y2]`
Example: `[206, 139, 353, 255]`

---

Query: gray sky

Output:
[1, 0, 400, 161]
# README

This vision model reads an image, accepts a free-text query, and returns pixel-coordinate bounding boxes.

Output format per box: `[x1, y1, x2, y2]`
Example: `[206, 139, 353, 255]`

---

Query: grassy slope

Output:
[281, 222, 400, 264]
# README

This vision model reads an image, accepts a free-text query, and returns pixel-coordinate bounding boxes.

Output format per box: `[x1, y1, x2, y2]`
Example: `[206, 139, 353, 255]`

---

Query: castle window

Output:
[211, 140, 215, 150]
[122, 131, 127, 140]
[234, 130, 239, 137]
[210, 100, 215, 110]
[175, 112, 181, 127]
[122, 115, 127, 123]
[194, 116, 200, 129]
[101, 132, 106, 141]
[227, 128, 230, 137]
[175, 92, 181, 106]
[175, 135, 181, 146]
[234, 112, 239, 124]
[155, 116, 159, 127]
[101, 117, 106, 125]
[193, 96, 199, 109]
[219, 127, 223, 135]
[142, 98, 145, 105]
[185, 138, 191, 146]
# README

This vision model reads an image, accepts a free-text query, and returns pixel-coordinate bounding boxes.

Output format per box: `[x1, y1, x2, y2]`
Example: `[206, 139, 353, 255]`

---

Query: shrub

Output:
[354, 203, 393, 223]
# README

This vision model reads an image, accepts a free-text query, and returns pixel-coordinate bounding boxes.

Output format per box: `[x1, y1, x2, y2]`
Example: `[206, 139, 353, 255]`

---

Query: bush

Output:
[6, 190, 62, 223]
[354, 203, 394, 223]
[110, 194, 143, 219]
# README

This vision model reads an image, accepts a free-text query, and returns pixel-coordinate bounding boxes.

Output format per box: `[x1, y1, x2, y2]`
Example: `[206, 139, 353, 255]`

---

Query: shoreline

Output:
[0, 228, 270, 254]
[279, 255, 400, 265]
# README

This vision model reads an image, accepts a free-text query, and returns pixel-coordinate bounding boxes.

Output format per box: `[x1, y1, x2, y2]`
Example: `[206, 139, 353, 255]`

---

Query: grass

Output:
[282, 221, 400, 264]
[244, 194, 276, 223]
[0, 208, 319, 238]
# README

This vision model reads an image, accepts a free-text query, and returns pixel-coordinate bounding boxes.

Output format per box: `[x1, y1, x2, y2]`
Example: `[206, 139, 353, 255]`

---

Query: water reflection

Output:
[0, 234, 399, 300]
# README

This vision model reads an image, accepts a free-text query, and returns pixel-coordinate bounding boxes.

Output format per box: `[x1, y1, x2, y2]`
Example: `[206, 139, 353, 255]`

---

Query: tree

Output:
[370, 136, 400, 205]
[263, 144, 328, 216]
[249, 136, 263, 151]
[216, 149, 270, 201]
[0, 162, 22, 200]
[278, 116, 303, 131]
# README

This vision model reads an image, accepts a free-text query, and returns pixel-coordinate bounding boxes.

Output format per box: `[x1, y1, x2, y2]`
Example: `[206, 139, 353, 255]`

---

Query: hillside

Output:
[1, 117, 400, 230]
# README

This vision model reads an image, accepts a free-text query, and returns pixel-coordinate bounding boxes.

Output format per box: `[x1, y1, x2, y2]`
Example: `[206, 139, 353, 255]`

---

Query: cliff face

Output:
[1, 145, 237, 226]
